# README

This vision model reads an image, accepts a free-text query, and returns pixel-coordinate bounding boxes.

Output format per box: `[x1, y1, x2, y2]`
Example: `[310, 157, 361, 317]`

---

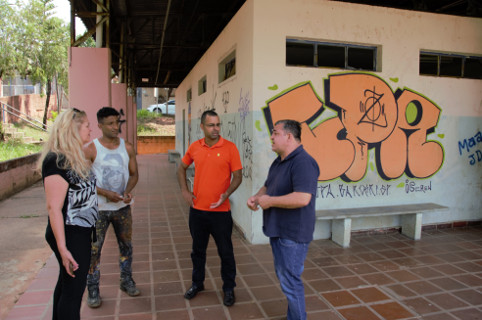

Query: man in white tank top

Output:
[83, 107, 139, 308]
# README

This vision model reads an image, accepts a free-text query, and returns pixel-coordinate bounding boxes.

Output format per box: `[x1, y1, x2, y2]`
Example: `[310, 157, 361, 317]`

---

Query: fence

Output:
[2, 84, 40, 97]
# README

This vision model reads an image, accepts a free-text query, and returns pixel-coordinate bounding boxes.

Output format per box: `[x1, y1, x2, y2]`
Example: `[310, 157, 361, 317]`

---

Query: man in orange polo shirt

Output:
[177, 110, 243, 307]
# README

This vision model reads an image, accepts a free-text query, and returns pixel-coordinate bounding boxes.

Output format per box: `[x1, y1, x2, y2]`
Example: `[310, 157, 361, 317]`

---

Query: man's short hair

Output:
[276, 119, 302, 142]
[97, 107, 120, 122]
[201, 109, 218, 124]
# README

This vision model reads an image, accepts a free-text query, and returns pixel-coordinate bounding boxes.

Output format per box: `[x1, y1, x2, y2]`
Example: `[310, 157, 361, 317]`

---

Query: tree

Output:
[78, 34, 96, 48]
[0, 0, 21, 80]
[19, 0, 69, 128]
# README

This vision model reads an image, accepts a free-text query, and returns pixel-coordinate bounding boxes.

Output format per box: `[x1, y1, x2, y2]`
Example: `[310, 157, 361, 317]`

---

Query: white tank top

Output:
[92, 138, 131, 210]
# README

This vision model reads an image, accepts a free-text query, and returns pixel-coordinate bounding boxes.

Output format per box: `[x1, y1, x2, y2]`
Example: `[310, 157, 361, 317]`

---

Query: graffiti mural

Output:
[222, 91, 230, 113]
[404, 179, 432, 194]
[458, 130, 482, 166]
[223, 89, 254, 180]
[317, 183, 391, 199]
[263, 73, 445, 182]
[188, 102, 191, 145]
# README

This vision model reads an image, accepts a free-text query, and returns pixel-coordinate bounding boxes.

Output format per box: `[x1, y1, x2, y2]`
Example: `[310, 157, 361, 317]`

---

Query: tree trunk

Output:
[42, 80, 51, 130]
[54, 75, 62, 112]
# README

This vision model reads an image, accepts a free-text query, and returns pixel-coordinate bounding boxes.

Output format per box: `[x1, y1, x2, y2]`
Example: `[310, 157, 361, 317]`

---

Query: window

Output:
[187, 88, 192, 102]
[198, 76, 207, 95]
[286, 42, 314, 66]
[286, 39, 378, 71]
[219, 50, 236, 83]
[420, 51, 482, 79]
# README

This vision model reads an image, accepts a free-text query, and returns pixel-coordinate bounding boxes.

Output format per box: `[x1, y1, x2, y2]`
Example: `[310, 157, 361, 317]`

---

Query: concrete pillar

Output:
[69, 47, 111, 140]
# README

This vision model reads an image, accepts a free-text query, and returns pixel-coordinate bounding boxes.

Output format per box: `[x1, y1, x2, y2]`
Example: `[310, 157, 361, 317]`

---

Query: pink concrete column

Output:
[69, 47, 112, 140]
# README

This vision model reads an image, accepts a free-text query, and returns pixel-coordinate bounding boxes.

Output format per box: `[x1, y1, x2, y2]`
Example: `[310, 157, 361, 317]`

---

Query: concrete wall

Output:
[69, 47, 111, 140]
[69, 48, 137, 147]
[137, 136, 175, 154]
[128, 96, 137, 152]
[176, 0, 482, 244]
[111, 83, 128, 141]
[0, 94, 59, 124]
[0, 154, 41, 202]
[176, 1, 256, 240]
[138, 87, 157, 110]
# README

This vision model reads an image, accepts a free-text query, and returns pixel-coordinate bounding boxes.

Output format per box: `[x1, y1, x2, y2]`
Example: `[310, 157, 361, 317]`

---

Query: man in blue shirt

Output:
[247, 119, 319, 320]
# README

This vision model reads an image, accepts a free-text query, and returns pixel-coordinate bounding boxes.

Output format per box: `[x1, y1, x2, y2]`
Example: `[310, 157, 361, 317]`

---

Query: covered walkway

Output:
[5, 154, 482, 320]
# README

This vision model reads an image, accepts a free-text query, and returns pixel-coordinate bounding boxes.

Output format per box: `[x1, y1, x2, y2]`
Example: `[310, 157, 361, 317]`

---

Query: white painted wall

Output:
[177, 0, 482, 244]
[176, 1, 256, 240]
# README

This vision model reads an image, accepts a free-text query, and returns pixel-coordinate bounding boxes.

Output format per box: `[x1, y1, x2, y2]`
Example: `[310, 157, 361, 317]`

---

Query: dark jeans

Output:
[87, 205, 133, 286]
[189, 207, 236, 291]
[270, 237, 310, 320]
[46, 224, 92, 320]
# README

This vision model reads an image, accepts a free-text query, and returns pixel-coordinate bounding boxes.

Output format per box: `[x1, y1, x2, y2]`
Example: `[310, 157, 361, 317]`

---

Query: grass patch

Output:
[137, 110, 161, 135]
[137, 109, 162, 121]
[13, 122, 49, 142]
[137, 124, 158, 135]
[0, 139, 42, 162]
[136, 109, 175, 136]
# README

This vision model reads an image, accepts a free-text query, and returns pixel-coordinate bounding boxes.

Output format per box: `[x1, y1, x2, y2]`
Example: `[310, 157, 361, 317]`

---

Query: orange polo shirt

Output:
[182, 136, 242, 211]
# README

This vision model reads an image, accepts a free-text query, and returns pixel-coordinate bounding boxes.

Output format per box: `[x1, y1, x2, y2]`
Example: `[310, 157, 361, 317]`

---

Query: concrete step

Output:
[4, 128, 17, 134]
[28, 140, 44, 145]
[23, 136, 34, 143]
[5, 131, 24, 139]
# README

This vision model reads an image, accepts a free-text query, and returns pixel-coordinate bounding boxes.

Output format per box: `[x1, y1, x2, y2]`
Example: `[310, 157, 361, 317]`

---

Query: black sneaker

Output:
[120, 278, 140, 296]
[184, 284, 204, 300]
[223, 290, 235, 307]
[87, 285, 102, 308]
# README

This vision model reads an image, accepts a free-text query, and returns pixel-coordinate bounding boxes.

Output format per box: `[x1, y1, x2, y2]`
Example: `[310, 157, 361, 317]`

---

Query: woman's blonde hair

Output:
[37, 108, 91, 180]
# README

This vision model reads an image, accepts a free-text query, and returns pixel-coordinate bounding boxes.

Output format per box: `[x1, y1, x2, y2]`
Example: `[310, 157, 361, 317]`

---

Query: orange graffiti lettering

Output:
[263, 74, 444, 181]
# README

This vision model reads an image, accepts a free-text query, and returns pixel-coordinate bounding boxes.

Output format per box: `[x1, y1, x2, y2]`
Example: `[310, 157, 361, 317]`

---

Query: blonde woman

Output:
[38, 108, 98, 320]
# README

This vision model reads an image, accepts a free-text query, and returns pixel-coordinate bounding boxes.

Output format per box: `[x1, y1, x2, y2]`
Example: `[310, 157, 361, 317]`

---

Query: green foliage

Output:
[0, 139, 42, 162]
[137, 110, 162, 135]
[1, 0, 69, 90]
[78, 35, 96, 48]
[51, 110, 58, 121]
[13, 123, 49, 142]
[137, 124, 157, 135]
[0, 0, 21, 78]
[137, 109, 162, 121]
[22, 0, 69, 87]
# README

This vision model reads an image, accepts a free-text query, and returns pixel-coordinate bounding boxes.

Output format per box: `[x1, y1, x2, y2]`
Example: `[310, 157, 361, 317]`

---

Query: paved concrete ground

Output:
[2, 154, 482, 320]
[0, 181, 52, 320]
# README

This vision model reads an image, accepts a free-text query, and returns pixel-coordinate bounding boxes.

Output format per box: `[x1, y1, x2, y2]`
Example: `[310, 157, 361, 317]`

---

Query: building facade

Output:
[175, 0, 482, 244]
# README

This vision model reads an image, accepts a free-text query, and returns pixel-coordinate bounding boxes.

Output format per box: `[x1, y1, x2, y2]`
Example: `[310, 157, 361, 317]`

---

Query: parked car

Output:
[147, 100, 175, 115]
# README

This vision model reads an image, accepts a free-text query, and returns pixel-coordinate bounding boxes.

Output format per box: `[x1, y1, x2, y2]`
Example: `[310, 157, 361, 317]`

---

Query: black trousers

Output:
[189, 207, 236, 291]
[46, 224, 92, 320]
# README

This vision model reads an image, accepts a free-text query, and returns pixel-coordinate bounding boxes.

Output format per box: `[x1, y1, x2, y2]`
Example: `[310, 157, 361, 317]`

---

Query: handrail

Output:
[0, 102, 49, 132]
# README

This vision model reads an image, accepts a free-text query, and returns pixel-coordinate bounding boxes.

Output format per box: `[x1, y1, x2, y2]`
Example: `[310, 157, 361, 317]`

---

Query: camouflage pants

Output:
[87, 205, 133, 286]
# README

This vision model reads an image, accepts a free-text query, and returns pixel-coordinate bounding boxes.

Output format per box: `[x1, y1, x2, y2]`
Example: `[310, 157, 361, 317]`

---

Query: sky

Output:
[51, 0, 86, 35]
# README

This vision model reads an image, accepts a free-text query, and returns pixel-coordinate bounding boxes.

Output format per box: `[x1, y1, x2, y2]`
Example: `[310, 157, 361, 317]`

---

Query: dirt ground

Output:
[137, 115, 175, 136]
[0, 181, 52, 320]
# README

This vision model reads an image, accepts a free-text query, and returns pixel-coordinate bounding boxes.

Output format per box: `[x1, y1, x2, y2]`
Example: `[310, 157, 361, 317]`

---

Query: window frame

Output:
[419, 50, 482, 79]
[186, 88, 192, 102]
[218, 50, 236, 83]
[286, 38, 379, 72]
[198, 75, 207, 96]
